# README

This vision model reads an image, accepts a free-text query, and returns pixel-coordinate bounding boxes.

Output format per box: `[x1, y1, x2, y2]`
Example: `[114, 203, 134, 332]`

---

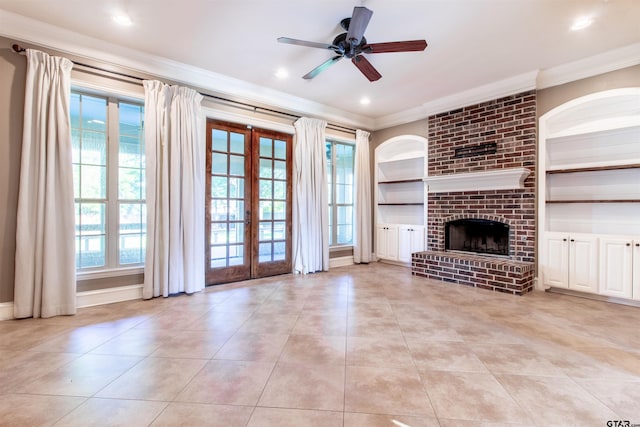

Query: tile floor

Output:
[1, 263, 639, 426]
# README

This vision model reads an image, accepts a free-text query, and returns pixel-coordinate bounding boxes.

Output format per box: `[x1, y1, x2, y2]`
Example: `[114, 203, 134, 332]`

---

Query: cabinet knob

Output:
[626, 243, 631, 246]
[562, 238, 567, 242]
[636, 243, 639, 247]
[570, 239, 575, 242]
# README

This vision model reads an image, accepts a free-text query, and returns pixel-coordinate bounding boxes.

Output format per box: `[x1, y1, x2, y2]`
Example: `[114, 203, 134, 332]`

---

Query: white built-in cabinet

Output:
[538, 88, 640, 302]
[375, 136, 428, 264]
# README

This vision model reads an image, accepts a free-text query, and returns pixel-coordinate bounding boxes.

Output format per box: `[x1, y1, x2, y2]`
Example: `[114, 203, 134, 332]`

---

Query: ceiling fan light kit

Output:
[278, 6, 428, 82]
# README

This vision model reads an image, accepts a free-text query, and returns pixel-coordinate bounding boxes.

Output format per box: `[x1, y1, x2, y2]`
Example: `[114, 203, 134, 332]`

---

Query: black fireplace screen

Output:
[445, 219, 509, 256]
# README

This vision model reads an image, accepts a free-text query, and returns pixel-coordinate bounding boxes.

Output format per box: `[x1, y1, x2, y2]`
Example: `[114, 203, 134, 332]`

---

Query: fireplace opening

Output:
[445, 219, 509, 257]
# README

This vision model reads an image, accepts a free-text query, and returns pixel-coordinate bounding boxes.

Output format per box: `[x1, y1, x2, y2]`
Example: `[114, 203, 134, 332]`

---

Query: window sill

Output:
[330, 245, 353, 252]
[77, 266, 144, 281]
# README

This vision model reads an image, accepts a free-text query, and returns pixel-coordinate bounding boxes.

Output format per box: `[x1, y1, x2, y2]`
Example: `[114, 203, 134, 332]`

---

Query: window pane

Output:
[229, 177, 244, 198]
[212, 153, 227, 174]
[273, 201, 285, 220]
[82, 95, 107, 131]
[119, 168, 144, 200]
[228, 245, 244, 266]
[273, 221, 286, 240]
[259, 221, 272, 241]
[229, 222, 244, 244]
[119, 135, 143, 168]
[229, 155, 244, 176]
[119, 102, 143, 138]
[211, 223, 228, 244]
[259, 179, 272, 199]
[273, 241, 285, 261]
[229, 200, 244, 221]
[211, 176, 228, 198]
[210, 245, 226, 268]
[337, 224, 353, 245]
[274, 140, 286, 160]
[119, 234, 144, 265]
[260, 159, 272, 178]
[259, 201, 272, 220]
[78, 235, 105, 268]
[259, 242, 272, 262]
[274, 181, 286, 200]
[230, 132, 244, 154]
[259, 137, 272, 157]
[211, 199, 228, 221]
[81, 131, 107, 165]
[80, 165, 106, 199]
[273, 160, 286, 180]
[212, 129, 227, 152]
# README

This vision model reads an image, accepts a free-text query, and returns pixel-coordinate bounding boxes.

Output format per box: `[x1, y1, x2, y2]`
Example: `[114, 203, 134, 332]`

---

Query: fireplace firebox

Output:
[445, 219, 509, 257]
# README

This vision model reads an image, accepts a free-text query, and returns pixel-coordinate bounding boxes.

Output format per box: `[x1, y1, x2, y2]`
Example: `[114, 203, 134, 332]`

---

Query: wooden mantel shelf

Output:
[423, 167, 531, 193]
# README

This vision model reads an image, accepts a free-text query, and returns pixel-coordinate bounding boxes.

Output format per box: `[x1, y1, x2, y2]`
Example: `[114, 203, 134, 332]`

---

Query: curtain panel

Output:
[353, 129, 372, 263]
[292, 117, 329, 274]
[14, 49, 76, 318]
[143, 80, 205, 298]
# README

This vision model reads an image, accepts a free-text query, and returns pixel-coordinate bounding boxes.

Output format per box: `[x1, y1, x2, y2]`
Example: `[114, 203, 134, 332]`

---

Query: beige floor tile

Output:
[89, 328, 170, 356]
[30, 324, 126, 353]
[576, 379, 640, 420]
[347, 315, 403, 338]
[0, 322, 70, 351]
[278, 334, 346, 365]
[438, 419, 532, 426]
[96, 357, 207, 401]
[151, 402, 253, 427]
[258, 362, 345, 411]
[346, 335, 414, 367]
[133, 308, 210, 330]
[184, 309, 252, 332]
[53, 398, 167, 426]
[407, 339, 488, 373]
[343, 412, 440, 427]
[291, 313, 347, 336]
[345, 365, 435, 417]
[469, 343, 566, 376]
[0, 351, 80, 393]
[237, 313, 299, 334]
[247, 407, 343, 427]
[176, 359, 275, 405]
[214, 332, 289, 361]
[0, 394, 85, 426]
[16, 354, 142, 397]
[150, 329, 231, 359]
[420, 370, 529, 423]
[496, 374, 619, 426]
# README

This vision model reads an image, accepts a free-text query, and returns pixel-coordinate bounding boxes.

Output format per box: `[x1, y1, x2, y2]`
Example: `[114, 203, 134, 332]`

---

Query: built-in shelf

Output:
[547, 163, 640, 174]
[378, 178, 423, 184]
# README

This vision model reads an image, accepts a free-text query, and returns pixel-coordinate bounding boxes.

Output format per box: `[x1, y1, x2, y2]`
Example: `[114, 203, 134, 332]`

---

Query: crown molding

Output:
[536, 42, 640, 90]
[0, 9, 374, 130]
[373, 71, 538, 130]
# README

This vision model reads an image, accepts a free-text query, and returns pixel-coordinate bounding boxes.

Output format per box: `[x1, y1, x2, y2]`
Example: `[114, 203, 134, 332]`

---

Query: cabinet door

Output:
[376, 225, 388, 259]
[568, 235, 598, 293]
[599, 238, 633, 299]
[398, 226, 412, 263]
[542, 233, 569, 288]
[633, 241, 640, 301]
[386, 225, 399, 261]
[411, 226, 425, 254]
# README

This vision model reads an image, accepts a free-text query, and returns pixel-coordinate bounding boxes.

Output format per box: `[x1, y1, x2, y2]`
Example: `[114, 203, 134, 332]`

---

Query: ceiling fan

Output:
[277, 6, 427, 82]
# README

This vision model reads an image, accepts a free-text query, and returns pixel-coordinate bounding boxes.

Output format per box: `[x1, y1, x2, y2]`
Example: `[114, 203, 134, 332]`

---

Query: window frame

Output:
[71, 87, 146, 279]
[326, 139, 355, 248]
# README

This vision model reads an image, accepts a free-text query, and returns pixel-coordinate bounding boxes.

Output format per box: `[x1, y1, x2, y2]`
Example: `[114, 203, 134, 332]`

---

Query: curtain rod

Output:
[11, 43, 358, 134]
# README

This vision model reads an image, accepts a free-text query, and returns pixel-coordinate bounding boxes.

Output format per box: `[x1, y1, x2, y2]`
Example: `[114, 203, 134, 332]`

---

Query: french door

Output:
[205, 120, 292, 285]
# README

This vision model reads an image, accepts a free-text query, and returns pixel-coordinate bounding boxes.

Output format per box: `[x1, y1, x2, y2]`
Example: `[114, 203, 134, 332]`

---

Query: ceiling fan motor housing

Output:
[332, 33, 367, 58]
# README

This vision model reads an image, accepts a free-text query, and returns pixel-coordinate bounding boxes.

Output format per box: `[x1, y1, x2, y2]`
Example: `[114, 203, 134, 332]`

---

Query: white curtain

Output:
[14, 49, 76, 319]
[353, 129, 372, 263]
[143, 80, 205, 298]
[292, 117, 329, 274]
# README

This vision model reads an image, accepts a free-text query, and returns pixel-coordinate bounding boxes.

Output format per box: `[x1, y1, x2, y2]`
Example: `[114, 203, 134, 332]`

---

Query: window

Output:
[326, 140, 355, 246]
[71, 90, 145, 271]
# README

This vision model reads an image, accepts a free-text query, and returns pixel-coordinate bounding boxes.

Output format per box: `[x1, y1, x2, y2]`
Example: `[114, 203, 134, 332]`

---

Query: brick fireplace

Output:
[412, 90, 537, 295]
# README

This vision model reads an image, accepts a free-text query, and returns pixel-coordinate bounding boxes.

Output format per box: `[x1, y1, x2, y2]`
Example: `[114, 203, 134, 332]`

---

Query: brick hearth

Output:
[412, 90, 537, 294]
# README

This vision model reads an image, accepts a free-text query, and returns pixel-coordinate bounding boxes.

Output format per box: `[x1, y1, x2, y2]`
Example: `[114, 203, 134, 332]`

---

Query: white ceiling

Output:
[1, 0, 639, 128]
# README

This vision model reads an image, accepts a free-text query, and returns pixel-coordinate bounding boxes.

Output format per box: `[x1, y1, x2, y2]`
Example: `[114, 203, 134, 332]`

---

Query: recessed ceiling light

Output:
[275, 68, 289, 79]
[360, 97, 371, 105]
[571, 16, 593, 31]
[113, 13, 133, 26]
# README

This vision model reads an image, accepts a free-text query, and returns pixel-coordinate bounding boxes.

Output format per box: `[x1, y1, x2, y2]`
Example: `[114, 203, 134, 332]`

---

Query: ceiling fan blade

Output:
[351, 55, 381, 82]
[364, 40, 428, 54]
[346, 6, 373, 45]
[303, 55, 343, 80]
[277, 37, 337, 50]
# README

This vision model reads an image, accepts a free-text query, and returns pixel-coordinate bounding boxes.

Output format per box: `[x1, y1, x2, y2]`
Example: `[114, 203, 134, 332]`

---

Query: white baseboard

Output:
[76, 284, 144, 308]
[329, 256, 354, 268]
[0, 302, 13, 321]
